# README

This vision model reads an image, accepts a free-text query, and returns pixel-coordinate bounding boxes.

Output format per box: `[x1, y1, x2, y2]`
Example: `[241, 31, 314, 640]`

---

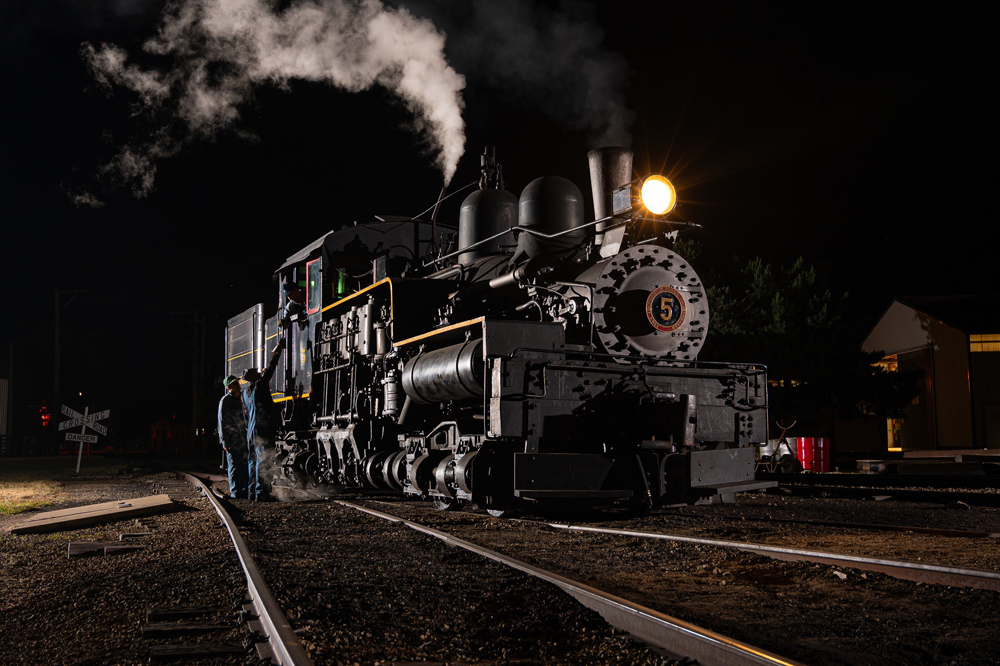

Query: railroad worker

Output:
[217, 374, 249, 499]
[242, 338, 286, 500]
[281, 283, 306, 323]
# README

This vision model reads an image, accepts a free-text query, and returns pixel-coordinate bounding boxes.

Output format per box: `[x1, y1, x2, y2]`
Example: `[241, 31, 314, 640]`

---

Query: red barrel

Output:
[796, 437, 830, 472]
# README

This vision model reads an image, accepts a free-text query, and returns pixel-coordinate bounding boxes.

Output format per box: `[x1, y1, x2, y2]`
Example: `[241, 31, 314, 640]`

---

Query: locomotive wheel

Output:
[434, 497, 465, 511]
[387, 450, 408, 489]
[363, 451, 394, 489]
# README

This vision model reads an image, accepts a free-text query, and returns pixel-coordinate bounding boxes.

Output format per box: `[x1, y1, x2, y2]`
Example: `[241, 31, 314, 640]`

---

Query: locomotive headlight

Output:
[640, 175, 677, 215]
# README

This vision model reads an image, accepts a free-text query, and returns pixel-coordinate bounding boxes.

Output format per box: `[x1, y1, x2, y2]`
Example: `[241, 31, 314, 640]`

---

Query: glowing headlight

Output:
[640, 175, 676, 215]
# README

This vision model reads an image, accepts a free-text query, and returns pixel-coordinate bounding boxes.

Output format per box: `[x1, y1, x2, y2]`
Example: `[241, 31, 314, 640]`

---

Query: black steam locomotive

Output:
[225, 147, 771, 513]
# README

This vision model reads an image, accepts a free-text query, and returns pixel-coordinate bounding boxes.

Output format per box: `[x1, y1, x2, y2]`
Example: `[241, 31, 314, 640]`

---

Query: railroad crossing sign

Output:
[59, 405, 110, 436]
[59, 405, 111, 473]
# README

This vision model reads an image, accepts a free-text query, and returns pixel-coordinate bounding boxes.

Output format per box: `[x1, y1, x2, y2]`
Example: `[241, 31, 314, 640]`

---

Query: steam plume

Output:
[404, 0, 634, 148]
[84, 0, 466, 196]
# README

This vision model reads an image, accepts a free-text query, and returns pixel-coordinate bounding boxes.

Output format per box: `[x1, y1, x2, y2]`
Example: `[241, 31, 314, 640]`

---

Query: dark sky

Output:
[1, 1, 994, 439]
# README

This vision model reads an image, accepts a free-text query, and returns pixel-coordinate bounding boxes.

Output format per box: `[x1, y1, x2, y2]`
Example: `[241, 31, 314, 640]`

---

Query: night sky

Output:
[1, 1, 993, 442]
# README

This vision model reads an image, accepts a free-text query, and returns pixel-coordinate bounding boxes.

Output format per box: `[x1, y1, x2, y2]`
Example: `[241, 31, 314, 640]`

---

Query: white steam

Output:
[84, 0, 466, 196]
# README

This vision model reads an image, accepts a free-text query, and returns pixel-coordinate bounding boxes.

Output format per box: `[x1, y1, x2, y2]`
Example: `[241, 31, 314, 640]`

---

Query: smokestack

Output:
[587, 147, 633, 245]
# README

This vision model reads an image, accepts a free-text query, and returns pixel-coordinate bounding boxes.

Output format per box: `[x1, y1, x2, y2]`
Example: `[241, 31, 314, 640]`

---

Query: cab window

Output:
[306, 259, 322, 314]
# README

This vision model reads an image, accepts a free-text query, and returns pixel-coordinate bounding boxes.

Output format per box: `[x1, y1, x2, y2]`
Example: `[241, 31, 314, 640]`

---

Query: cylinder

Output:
[457, 188, 519, 265]
[358, 298, 375, 355]
[401, 339, 484, 404]
[374, 321, 391, 358]
[382, 371, 401, 418]
[587, 147, 634, 244]
[796, 437, 830, 473]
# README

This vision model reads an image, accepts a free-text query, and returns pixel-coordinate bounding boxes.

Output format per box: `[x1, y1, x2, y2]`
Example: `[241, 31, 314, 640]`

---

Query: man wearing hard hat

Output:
[217, 374, 248, 498]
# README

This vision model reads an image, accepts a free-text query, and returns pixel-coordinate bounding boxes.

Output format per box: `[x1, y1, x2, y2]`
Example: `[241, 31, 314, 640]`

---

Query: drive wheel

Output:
[434, 497, 464, 511]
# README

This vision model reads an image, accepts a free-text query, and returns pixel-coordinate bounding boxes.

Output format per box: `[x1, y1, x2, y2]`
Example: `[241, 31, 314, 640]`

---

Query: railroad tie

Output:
[146, 606, 229, 623]
[148, 643, 245, 660]
[142, 622, 235, 638]
[66, 542, 145, 558]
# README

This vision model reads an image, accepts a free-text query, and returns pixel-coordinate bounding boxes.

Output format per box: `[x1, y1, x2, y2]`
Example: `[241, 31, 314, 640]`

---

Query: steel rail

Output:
[689, 514, 1000, 539]
[769, 484, 1000, 507]
[758, 472, 1000, 490]
[175, 472, 315, 666]
[546, 523, 1000, 592]
[337, 501, 803, 666]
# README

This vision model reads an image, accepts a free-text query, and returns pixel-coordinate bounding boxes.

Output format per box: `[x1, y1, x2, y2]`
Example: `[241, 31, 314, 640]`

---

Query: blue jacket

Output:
[244, 350, 281, 449]
[217, 392, 246, 451]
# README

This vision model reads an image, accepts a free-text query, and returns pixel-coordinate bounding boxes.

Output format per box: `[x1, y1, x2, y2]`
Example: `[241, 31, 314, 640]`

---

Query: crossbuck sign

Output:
[59, 405, 111, 473]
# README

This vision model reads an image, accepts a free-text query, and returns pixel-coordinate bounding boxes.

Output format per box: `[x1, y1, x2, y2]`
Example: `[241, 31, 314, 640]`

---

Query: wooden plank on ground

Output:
[897, 461, 985, 476]
[11, 495, 178, 535]
[67, 542, 118, 557]
[902, 449, 999, 459]
[148, 643, 244, 660]
[67, 542, 146, 558]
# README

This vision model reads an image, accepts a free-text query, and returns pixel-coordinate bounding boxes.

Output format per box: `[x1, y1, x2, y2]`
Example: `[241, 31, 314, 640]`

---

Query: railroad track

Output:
[156, 474, 1000, 665]
[353, 497, 1000, 665]
[338, 501, 804, 666]
[173, 472, 314, 666]
[536, 522, 1000, 592]
[766, 482, 1000, 507]
[758, 471, 1000, 490]
[183, 475, 750, 664]
[684, 513, 1000, 540]
[179, 472, 804, 665]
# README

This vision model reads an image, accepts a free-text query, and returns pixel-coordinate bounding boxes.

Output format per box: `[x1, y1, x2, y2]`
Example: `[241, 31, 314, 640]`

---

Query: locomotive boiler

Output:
[224, 147, 772, 513]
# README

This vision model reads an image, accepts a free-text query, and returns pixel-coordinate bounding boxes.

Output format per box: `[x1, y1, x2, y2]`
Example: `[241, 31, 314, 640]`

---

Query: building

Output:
[863, 296, 1000, 452]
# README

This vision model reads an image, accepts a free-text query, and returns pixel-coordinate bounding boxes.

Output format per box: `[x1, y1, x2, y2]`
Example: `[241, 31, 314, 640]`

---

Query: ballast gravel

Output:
[0, 472, 252, 666]
[5, 464, 1000, 666]
[236, 499, 678, 665]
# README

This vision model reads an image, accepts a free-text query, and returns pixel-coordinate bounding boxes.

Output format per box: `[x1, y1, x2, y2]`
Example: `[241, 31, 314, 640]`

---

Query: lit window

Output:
[970, 334, 1000, 352]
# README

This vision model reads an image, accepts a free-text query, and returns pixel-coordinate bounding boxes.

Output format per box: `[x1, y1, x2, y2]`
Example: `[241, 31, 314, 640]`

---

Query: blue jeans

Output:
[248, 448, 263, 499]
[226, 450, 249, 498]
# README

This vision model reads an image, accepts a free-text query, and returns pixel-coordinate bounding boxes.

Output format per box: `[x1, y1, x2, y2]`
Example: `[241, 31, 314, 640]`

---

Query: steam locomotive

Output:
[225, 147, 771, 513]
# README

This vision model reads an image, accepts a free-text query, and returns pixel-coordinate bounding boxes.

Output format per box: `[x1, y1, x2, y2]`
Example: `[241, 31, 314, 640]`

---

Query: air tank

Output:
[457, 188, 518, 266]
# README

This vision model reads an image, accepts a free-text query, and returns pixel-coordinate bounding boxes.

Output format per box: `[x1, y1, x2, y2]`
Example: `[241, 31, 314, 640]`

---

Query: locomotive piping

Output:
[395, 317, 485, 347]
[423, 214, 616, 269]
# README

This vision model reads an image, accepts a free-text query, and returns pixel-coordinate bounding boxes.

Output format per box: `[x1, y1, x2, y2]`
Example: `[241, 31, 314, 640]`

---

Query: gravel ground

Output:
[232, 497, 680, 665]
[347, 493, 1000, 666]
[0, 471, 253, 666]
[644, 493, 1000, 571]
[5, 464, 1000, 666]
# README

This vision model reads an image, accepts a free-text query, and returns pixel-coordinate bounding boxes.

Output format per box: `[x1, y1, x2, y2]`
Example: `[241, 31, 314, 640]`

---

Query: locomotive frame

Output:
[224, 146, 773, 513]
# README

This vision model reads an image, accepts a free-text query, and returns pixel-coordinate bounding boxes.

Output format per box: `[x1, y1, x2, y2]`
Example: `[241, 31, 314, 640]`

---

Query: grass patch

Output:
[0, 479, 67, 515]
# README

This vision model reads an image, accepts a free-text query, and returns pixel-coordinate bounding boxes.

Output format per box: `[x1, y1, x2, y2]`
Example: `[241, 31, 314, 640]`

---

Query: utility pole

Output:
[7, 342, 12, 440]
[54, 289, 86, 397]
[171, 311, 205, 444]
